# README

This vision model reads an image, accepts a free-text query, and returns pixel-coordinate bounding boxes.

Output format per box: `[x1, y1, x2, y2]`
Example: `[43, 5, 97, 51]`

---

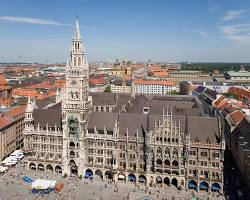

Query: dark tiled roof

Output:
[119, 113, 147, 137]
[149, 114, 220, 143]
[232, 118, 250, 150]
[195, 86, 206, 94]
[88, 112, 118, 130]
[90, 92, 117, 106]
[126, 94, 205, 117]
[203, 88, 217, 100]
[87, 111, 220, 143]
[33, 102, 62, 127]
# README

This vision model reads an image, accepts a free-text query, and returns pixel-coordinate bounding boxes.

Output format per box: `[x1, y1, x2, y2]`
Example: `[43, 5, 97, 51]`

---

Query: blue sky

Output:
[0, 0, 250, 63]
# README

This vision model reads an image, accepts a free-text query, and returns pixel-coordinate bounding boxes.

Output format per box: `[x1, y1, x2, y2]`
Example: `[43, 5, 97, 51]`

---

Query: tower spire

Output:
[74, 17, 81, 40]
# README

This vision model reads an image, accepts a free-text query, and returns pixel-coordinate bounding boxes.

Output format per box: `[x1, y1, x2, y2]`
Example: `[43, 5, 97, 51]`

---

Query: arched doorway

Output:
[105, 170, 113, 179]
[128, 173, 136, 183]
[46, 164, 53, 173]
[118, 172, 125, 181]
[188, 180, 197, 190]
[200, 181, 209, 191]
[29, 163, 36, 170]
[138, 175, 146, 184]
[84, 169, 93, 179]
[37, 163, 45, 171]
[211, 183, 220, 192]
[69, 160, 78, 176]
[95, 169, 103, 179]
[55, 165, 62, 173]
[171, 178, 178, 188]
[164, 177, 170, 186]
[156, 176, 162, 184]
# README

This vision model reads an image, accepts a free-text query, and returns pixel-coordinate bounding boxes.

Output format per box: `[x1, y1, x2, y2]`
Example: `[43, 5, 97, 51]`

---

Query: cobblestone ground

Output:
[0, 162, 225, 200]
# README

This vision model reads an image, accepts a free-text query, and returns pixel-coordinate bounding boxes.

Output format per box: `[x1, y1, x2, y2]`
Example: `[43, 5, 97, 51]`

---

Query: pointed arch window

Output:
[75, 92, 79, 99]
[173, 148, 178, 157]
[78, 57, 81, 66]
[74, 57, 77, 66]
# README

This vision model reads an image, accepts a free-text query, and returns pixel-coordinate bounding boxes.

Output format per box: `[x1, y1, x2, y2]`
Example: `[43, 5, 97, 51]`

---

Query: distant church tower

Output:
[62, 18, 92, 176]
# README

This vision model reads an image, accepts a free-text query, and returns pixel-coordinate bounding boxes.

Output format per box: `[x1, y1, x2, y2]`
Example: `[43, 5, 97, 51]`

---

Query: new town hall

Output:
[23, 19, 225, 192]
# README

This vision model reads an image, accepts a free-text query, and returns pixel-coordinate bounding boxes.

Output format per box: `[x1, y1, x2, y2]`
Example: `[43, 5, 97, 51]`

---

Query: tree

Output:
[104, 85, 111, 92]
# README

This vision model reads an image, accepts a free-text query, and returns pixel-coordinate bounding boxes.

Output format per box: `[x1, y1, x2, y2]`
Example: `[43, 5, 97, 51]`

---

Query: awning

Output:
[128, 175, 136, 182]
[139, 176, 146, 182]
[156, 177, 162, 181]
[200, 183, 208, 190]
[22, 176, 34, 184]
[0, 166, 8, 173]
[84, 171, 93, 178]
[118, 174, 125, 179]
[211, 185, 220, 191]
[188, 182, 197, 189]
[31, 179, 56, 190]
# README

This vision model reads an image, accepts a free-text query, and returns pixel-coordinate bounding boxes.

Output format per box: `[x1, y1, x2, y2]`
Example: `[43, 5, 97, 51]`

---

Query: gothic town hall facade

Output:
[23, 19, 225, 192]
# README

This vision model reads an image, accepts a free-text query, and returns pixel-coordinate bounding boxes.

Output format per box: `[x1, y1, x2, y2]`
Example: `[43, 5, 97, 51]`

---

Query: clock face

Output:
[71, 80, 76, 85]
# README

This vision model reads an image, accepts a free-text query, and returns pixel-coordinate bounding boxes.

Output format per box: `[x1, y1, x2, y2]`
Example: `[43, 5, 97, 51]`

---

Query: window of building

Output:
[88, 157, 93, 163]
[212, 152, 220, 159]
[200, 151, 208, 157]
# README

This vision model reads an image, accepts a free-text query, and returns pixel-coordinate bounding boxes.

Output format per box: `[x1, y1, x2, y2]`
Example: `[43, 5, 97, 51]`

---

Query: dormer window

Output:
[143, 107, 149, 114]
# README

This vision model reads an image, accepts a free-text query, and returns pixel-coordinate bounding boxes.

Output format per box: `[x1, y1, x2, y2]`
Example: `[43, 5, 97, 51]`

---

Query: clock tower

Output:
[62, 18, 92, 176]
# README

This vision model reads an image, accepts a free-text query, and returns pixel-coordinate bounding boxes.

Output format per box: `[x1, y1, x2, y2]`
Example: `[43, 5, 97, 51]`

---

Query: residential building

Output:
[110, 79, 131, 94]
[0, 105, 25, 161]
[224, 69, 250, 81]
[0, 75, 12, 107]
[133, 79, 177, 95]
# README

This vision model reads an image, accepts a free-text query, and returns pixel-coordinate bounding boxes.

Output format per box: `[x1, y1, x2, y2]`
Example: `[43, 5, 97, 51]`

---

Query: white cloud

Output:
[220, 23, 250, 44]
[208, 6, 218, 12]
[222, 10, 245, 21]
[194, 30, 217, 42]
[0, 16, 71, 26]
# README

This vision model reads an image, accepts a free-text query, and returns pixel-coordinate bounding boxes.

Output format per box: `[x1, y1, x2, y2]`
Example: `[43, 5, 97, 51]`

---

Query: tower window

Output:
[74, 57, 77, 66]
[75, 92, 79, 99]
[78, 57, 81, 66]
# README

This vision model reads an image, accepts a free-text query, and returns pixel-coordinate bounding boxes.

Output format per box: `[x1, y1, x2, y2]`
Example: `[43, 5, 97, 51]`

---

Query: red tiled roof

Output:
[89, 77, 106, 85]
[229, 110, 245, 124]
[152, 71, 168, 77]
[5, 106, 26, 118]
[213, 96, 225, 108]
[133, 79, 176, 86]
[147, 65, 161, 71]
[0, 76, 7, 86]
[0, 115, 12, 129]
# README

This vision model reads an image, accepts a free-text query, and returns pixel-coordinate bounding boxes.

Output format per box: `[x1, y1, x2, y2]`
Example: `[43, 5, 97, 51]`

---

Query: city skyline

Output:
[1, 0, 250, 63]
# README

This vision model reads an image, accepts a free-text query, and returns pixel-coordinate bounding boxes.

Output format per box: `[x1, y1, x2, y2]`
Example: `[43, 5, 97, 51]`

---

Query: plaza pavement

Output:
[0, 161, 225, 200]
